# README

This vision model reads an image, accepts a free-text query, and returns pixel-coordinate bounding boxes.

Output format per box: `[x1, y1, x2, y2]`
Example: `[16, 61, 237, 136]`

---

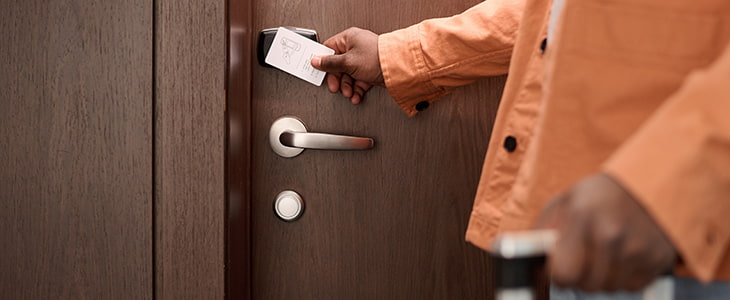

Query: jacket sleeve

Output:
[378, 0, 524, 116]
[603, 42, 730, 282]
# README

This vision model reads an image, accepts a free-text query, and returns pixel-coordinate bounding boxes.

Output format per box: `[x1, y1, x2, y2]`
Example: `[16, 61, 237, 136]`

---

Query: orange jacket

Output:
[379, 0, 730, 282]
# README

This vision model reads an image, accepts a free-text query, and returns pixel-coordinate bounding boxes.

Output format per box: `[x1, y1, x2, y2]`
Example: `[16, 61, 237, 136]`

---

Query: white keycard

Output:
[264, 27, 335, 86]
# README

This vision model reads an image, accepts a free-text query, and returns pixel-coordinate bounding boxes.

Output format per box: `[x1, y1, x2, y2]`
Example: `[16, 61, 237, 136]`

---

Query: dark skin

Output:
[313, 28, 679, 292]
[535, 173, 677, 292]
[311, 27, 382, 104]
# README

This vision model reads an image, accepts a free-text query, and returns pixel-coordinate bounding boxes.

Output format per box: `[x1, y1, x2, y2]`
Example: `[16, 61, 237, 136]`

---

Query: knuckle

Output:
[620, 241, 648, 264]
[345, 27, 361, 36]
[594, 219, 623, 247]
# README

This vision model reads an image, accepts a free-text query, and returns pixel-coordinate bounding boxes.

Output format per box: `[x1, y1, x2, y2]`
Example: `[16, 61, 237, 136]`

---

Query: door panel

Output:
[251, 0, 506, 298]
[0, 1, 152, 298]
[154, 0, 226, 298]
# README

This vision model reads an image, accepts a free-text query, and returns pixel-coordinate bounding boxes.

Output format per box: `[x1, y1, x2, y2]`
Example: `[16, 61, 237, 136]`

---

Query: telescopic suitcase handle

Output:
[491, 230, 673, 300]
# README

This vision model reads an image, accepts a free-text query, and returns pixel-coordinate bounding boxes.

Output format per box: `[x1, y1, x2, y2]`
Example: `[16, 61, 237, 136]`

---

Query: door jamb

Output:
[226, 0, 253, 298]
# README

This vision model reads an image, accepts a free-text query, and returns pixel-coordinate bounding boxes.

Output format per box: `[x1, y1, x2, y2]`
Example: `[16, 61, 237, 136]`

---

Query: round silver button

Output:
[274, 190, 304, 221]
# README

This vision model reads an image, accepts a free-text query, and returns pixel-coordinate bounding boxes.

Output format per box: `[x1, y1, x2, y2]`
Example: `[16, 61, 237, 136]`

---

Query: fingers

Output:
[311, 56, 325, 70]
[314, 27, 378, 104]
[312, 27, 361, 73]
[326, 73, 341, 94]
[625, 270, 656, 292]
[534, 192, 571, 230]
[340, 74, 354, 98]
[312, 54, 350, 73]
[321, 27, 357, 53]
[551, 217, 588, 288]
[324, 73, 370, 105]
[582, 228, 615, 291]
[541, 173, 678, 293]
[317, 27, 384, 85]
[350, 81, 372, 104]
[535, 194, 587, 288]
[616, 239, 668, 291]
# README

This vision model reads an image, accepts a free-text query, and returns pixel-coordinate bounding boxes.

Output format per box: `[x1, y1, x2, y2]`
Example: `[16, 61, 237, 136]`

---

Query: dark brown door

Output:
[2, 1, 226, 298]
[243, 0, 506, 299]
[0, 1, 152, 298]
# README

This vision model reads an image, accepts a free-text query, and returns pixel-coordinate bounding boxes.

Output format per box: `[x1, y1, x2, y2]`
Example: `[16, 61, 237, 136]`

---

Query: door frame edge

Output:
[226, 0, 253, 298]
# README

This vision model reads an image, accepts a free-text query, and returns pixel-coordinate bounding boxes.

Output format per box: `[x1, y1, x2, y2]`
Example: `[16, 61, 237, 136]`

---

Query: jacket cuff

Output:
[604, 154, 730, 283]
[602, 46, 730, 282]
[379, 25, 449, 117]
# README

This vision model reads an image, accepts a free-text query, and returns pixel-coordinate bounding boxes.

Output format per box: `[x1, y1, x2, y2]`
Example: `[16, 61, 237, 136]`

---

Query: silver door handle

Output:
[280, 131, 373, 150]
[269, 116, 374, 158]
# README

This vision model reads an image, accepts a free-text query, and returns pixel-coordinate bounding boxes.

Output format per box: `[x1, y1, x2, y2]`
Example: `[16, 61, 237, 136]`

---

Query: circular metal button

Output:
[274, 190, 304, 221]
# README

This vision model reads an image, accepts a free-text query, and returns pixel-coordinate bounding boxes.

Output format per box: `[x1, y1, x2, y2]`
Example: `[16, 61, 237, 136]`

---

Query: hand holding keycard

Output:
[264, 27, 335, 86]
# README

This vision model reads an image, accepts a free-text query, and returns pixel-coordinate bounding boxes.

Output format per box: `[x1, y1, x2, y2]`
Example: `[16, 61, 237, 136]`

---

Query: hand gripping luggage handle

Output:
[491, 230, 673, 300]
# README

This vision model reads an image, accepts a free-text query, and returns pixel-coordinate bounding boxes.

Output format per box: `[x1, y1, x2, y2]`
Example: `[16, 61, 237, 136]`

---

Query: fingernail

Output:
[311, 56, 321, 68]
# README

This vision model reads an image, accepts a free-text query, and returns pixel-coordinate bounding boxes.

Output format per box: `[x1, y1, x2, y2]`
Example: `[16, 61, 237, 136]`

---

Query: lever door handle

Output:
[270, 116, 374, 158]
[279, 131, 373, 150]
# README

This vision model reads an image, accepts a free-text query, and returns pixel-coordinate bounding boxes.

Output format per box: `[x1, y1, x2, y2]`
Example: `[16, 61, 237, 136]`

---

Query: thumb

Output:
[312, 54, 349, 73]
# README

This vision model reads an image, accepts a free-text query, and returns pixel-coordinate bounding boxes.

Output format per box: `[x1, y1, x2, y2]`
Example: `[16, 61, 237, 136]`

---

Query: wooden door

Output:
[1, 0, 226, 298]
[230, 0, 507, 299]
[0, 1, 152, 298]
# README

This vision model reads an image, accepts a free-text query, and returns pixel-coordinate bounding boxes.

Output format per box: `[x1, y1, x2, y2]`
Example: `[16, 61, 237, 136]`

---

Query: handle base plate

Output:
[269, 116, 307, 158]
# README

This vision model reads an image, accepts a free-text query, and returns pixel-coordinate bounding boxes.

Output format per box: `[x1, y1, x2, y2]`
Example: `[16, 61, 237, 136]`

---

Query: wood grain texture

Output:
[0, 0, 152, 298]
[154, 0, 226, 298]
[249, 0, 506, 298]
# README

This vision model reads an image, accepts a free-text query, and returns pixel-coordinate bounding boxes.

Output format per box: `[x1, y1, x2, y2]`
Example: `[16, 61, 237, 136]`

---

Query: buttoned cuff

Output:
[379, 25, 450, 117]
[465, 202, 504, 252]
[604, 156, 729, 283]
[602, 48, 730, 281]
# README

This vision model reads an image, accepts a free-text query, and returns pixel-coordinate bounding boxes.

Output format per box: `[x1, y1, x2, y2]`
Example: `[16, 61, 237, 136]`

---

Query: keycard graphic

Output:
[265, 27, 334, 86]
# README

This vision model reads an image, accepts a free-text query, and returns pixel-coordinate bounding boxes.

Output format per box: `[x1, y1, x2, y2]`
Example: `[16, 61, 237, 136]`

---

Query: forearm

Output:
[379, 0, 524, 116]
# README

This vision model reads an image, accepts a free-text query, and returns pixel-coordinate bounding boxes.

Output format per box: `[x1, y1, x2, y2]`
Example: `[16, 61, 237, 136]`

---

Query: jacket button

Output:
[415, 101, 430, 112]
[503, 136, 517, 152]
[540, 38, 547, 53]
